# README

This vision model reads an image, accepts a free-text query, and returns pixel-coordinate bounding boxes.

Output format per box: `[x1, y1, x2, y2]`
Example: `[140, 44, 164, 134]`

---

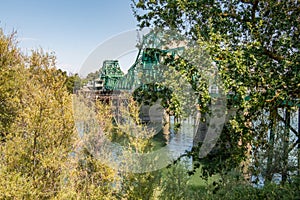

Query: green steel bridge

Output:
[97, 50, 184, 93]
[87, 30, 185, 94]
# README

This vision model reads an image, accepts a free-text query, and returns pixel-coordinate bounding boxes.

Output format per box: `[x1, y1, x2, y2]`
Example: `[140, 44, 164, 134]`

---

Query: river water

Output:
[76, 107, 299, 180]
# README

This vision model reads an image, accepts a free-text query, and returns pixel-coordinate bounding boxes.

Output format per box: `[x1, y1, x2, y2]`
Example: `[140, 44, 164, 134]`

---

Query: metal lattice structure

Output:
[95, 31, 185, 92]
[99, 60, 124, 90]
[102, 47, 184, 91]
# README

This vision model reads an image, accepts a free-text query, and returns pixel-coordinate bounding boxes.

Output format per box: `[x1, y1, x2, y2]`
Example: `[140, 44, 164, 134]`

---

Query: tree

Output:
[0, 30, 23, 141]
[132, 0, 300, 182]
[0, 29, 76, 198]
[98, 96, 161, 199]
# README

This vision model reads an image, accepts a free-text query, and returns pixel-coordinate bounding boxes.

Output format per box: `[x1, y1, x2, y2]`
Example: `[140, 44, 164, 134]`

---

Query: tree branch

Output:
[251, 0, 259, 22]
[220, 12, 250, 23]
[263, 48, 284, 61]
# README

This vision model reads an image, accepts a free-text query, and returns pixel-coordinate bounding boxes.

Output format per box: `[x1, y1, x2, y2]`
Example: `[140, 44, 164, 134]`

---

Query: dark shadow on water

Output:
[151, 130, 168, 150]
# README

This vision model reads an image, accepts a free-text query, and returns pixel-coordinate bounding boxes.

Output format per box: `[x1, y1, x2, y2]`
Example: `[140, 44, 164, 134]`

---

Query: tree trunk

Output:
[266, 107, 277, 182]
[163, 109, 170, 135]
[282, 108, 290, 184]
[297, 107, 300, 176]
[194, 112, 207, 148]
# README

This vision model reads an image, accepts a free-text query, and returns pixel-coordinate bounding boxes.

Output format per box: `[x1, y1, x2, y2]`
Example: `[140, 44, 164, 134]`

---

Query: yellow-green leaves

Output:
[0, 29, 76, 199]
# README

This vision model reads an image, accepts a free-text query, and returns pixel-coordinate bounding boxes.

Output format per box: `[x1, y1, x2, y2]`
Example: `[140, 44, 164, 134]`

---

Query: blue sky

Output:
[0, 0, 139, 74]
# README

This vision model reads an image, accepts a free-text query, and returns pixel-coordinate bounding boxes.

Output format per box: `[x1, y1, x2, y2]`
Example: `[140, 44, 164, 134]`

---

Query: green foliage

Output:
[86, 70, 100, 82]
[58, 71, 82, 94]
[108, 96, 161, 199]
[2, 0, 300, 197]
[158, 161, 193, 200]
[0, 29, 77, 199]
[0, 168, 34, 199]
[121, 171, 161, 200]
[58, 150, 118, 200]
[74, 92, 163, 199]
[204, 173, 300, 200]
[132, 0, 300, 180]
[0, 32, 116, 197]
[0, 30, 23, 139]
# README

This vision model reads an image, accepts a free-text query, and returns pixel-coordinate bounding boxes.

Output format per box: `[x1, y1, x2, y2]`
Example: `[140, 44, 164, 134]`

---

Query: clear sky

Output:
[0, 0, 139, 75]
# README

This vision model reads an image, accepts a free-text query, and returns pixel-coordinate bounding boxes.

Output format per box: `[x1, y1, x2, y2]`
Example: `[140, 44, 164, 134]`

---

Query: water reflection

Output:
[76, 114, 197, 172]
[152, 116, 195, 165]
